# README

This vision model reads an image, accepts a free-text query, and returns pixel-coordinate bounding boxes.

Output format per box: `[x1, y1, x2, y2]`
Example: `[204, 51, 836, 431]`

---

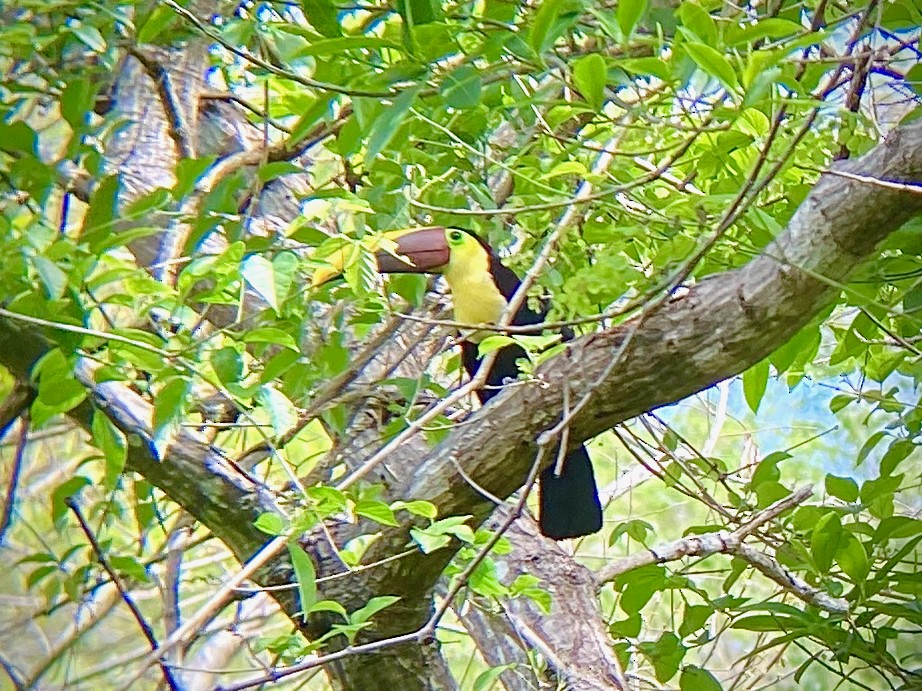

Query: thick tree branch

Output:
[315, 117, 922, 615]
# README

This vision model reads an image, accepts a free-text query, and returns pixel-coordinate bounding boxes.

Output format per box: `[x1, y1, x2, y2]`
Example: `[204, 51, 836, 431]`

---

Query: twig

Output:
[67, 498, 181, 690]
[236, 311, 408, 470]
[218, 446, 551, 691]
[127, 535, 287, 688]
[0, 409, 28, 545]
[22, 584, 122, 687]
[160, 0, 396, 98]
[128, 47, 195, 159]
[0, 307, 172, 357]
[200, 90, 293, 133]
[799, 166, 922, 195]
[160, 525, 189, 668]
[596, 486, 848, 613]
[233, 548, 420, 592]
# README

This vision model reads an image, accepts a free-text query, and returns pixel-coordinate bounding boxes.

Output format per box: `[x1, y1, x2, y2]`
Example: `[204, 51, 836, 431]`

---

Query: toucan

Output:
[313, 226, 603, 539]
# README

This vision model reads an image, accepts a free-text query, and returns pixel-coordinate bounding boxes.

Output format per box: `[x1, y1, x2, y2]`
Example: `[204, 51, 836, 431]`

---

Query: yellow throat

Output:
[441, 231, 507, 342]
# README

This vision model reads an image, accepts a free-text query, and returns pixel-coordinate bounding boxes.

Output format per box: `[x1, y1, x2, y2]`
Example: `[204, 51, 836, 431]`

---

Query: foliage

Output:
[1, 0, 921, 688]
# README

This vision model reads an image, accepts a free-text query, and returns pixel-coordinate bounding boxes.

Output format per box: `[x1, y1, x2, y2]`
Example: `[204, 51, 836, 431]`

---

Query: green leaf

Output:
[211, 346, 243, 385]
[350, 595, 400, 625]
[755, 481, 790, 508]
[396, 0, 440, 29]
[638, 632, 685, 683]
[732, 614, 804, 632]
[680, 666, 722, 691]
[856, 430, 886, 466]
[875, 516, 922, 542]
[254, 512, 285, 535]
[684, 41, 740, 91]
[726, 17, 804, 46]
[610, 518, 654, 546]
[257, 161, 304, 183]
[242, 254, 279, 312]
[473, 665, 517, 691]
[879, 439, 915, 476]
[0, 121, 37, 154]
[33, 256, 68, 300]
[173, 157, 216, 199]
[410, 529, 451, 553]
[137, 5, 177, 43]
[411, 515, 474, 552]
[92, 411, 127, 487]
[837, 534, 869, 582]
[477, 335, 516, 356]
[572, 53, 606, 109]
[509, 574, 551, 612]
[244, 327, 299, 351]
[365, 86, 421, 163]
[288, 543, 317, 619]
[679, 605, 713, 638]
[294, 36, 399, 57]
[391, 500, 438, 519]
[742, 358, 769, 413]
[308, 599, 348, 618]
[860, 473, 903, 504]
[441, 65, 482, 109]
[468, 559, 507, 598]
[619, 569, 664, 615]
[124, 188, 172, 217]
[811, 511, 842, 573]
[60, 78, 93, 130]
[828, 394, 853, 413]
[256, 385, 298, 437]
[609, 613, 642, 637]
[70, 23, 106, 52]
[272, 251, 298, 307]
[307, 485, 348, 513]
[825, 474, 859, 502]
[301, 0, 341, 36]
[154, 377, 190, 436]
[528, 0, 565, 54]
[35, 361, 87, 424]
[677, 2, 716, 44]
[51, 476, 91, 527]
[354, 500, 400, 527]
[617, 0, 649, 38]
[83, 175, 121, 237]
[108, 555, 150, 583]
[750, 450, 789, 489]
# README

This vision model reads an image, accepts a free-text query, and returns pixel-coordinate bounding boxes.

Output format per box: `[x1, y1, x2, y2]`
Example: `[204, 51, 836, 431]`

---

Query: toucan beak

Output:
[311, 227, 449, 286]
[375, 227, 450, 274]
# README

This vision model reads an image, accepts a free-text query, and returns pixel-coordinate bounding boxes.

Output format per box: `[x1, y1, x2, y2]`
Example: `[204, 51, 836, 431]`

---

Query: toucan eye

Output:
[449, 230, 464, 243]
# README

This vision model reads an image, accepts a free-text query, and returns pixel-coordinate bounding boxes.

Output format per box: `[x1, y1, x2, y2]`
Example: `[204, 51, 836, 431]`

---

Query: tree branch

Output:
[313, 117, 922, 619]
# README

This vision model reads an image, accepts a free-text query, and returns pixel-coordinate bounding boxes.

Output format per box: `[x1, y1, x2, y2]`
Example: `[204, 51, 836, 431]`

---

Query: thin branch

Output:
[0, 307, 172, 357]
[128, 47, 195, 159]
[0, 408, 28, 545]
[67, 498, 181, 691]
[596, 486, 848, 613]
[160, 0, 397, 98]
[801, 166, 922, 194]
[127, 535, 288, 688]
[218, 444, 579, 691]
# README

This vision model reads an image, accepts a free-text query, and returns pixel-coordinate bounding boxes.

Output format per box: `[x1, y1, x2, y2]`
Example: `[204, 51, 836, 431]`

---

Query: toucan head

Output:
[311, 226, 492, 287]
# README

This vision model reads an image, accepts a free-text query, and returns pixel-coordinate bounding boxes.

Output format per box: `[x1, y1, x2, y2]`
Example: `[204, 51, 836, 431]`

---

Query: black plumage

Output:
[459, 234, 603, 539]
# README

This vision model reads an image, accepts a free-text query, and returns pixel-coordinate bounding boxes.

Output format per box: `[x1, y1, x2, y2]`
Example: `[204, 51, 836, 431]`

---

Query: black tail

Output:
[538, 444, 603, 539]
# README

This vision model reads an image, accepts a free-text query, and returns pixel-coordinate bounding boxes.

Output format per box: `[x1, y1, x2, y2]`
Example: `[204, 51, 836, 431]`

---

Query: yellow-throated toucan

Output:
[314, 227, 603, 539]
